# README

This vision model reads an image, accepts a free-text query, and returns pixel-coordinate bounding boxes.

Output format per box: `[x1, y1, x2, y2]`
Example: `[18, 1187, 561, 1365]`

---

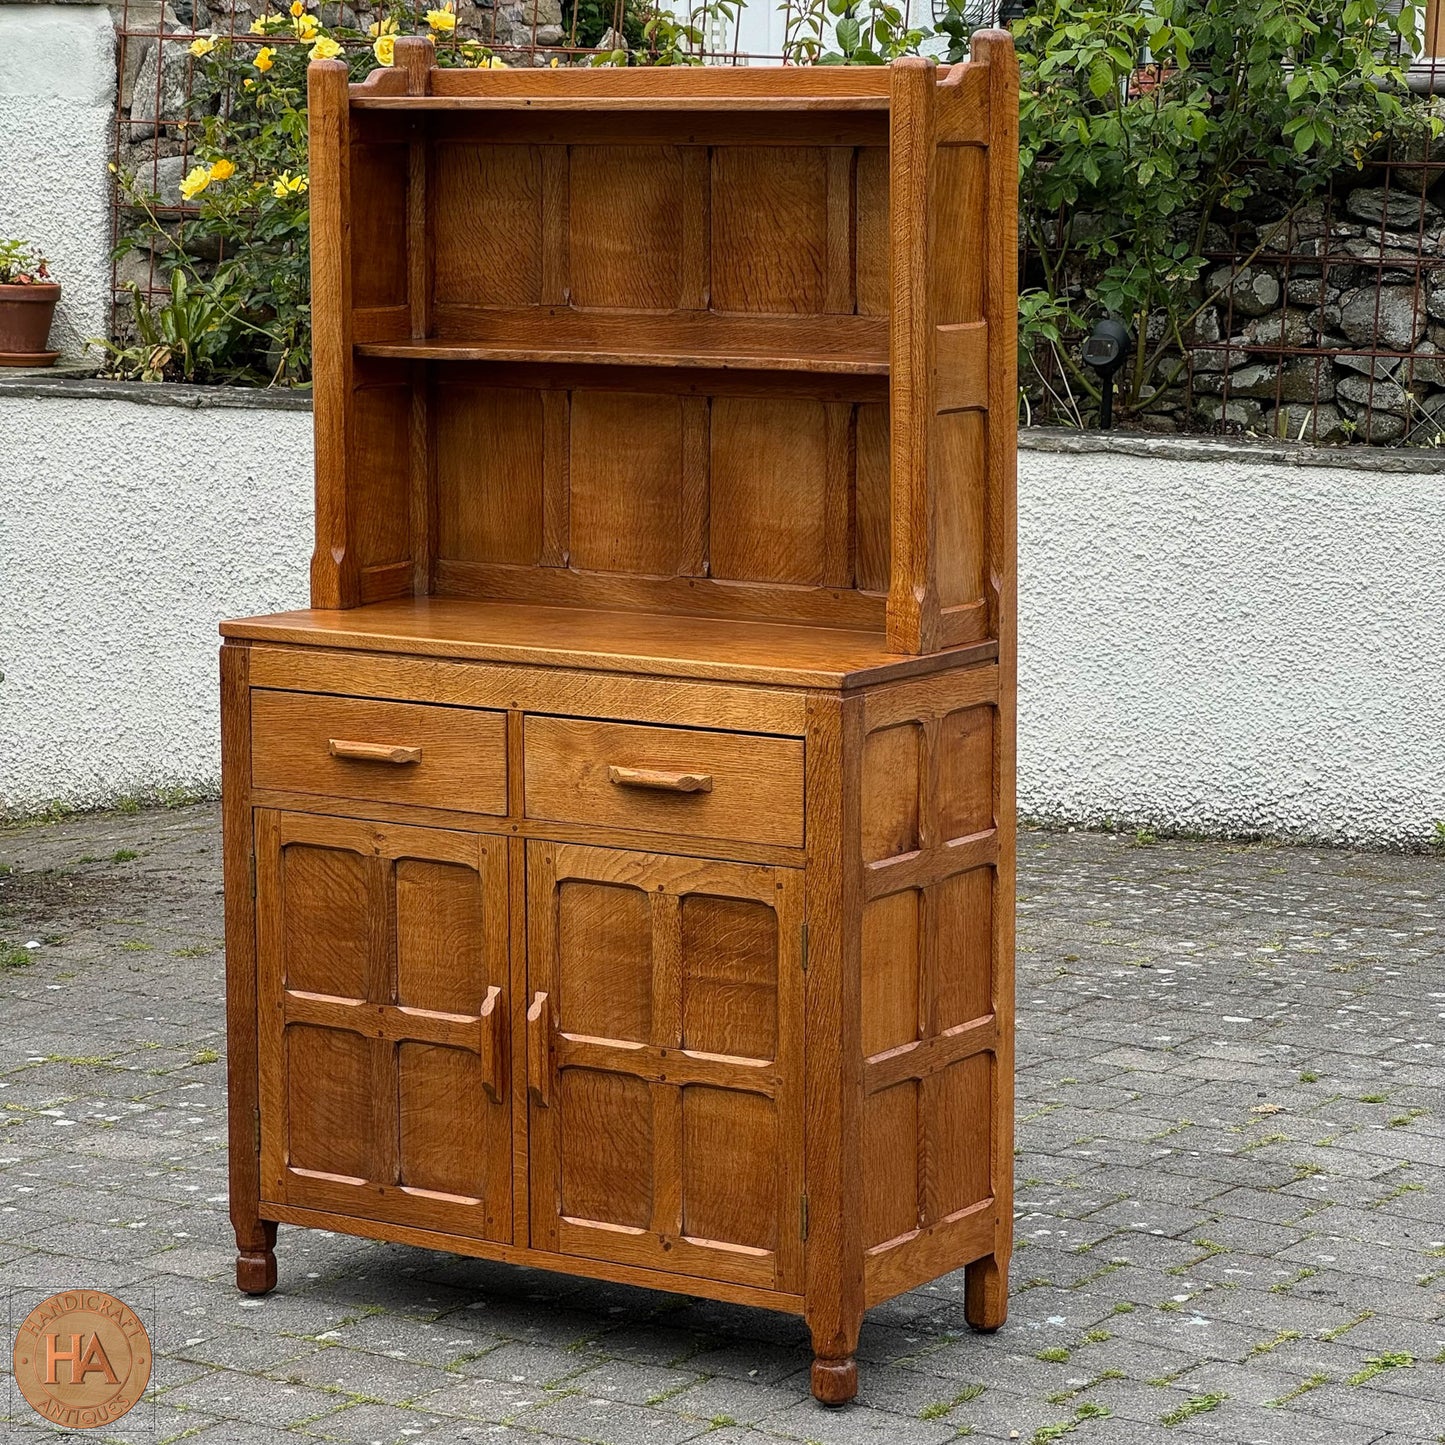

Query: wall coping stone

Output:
[4, 377, 1445, 471]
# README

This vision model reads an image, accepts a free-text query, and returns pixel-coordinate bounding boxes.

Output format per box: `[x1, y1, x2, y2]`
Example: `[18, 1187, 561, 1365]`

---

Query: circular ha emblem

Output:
[12, 1291, 151, 1430]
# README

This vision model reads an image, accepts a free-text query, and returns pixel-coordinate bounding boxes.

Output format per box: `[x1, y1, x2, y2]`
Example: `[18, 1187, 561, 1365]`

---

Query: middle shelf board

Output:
[354, 339, 888, 375]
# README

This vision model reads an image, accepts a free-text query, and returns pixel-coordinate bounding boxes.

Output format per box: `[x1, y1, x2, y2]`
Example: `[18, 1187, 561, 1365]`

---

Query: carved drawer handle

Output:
[527, 991, 553, 1109]
[329, 738, 422, 765]
[607, 765, 713, 793]
[478, 985, 504, 1106]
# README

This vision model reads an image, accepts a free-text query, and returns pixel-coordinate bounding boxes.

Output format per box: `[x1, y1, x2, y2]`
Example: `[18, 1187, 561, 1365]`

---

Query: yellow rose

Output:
[249, 16, 268, 32]
[309, 35, 341, 59]
[289, 0, 305, 14]
[373, 34, 395, 64]
[208, 157, 236, 181]
[293, 12, 318, 35]
[243, 76, 256, 88]
[425, 3, 456, 32]
[189, 35, 216, 56]
[271, 171, 309, 198]
[254, 45, 275, 70]
[479, 54, 508, 67]
[179, 165, 211, 200]
[368, 15, 398, 34]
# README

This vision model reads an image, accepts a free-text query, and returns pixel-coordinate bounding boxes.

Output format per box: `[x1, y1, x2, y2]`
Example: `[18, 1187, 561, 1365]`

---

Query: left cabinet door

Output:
[255, 810, 513, 1242]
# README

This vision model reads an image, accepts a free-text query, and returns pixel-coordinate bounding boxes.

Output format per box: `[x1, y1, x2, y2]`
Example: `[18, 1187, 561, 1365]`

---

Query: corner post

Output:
[307, 58, 358, 610]
[968, 27, 1018, 1332]
[887, 58, 940, 654]
[803, 694, 866, 1403]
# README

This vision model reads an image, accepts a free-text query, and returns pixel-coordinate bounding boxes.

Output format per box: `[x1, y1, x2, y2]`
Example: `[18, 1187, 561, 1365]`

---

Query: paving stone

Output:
[2, 805, 1442, 1445]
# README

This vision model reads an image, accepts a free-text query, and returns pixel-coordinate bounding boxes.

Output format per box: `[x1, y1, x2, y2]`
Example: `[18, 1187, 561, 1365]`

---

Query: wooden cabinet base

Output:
[810, 1357, 860, 1407]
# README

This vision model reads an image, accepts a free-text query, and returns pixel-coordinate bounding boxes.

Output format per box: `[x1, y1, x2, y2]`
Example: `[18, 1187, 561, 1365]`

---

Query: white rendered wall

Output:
[0, 391, 311, 811]
[1017, 437, 1445, 849]
[1, 393, 1443, 848]
[0, 6, 115, 359]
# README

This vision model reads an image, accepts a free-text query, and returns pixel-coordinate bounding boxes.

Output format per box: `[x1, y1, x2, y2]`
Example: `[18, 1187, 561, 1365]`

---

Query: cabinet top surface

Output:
[220, 599, 996, 690]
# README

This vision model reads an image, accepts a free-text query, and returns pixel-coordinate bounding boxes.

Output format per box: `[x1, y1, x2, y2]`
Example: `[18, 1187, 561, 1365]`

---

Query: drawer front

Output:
[523, 716, 804, 848]
[252, 690, 507, 815]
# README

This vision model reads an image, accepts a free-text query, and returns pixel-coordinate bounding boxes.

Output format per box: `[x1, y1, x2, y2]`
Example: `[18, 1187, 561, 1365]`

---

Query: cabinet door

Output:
[256, 811, 512, 1241]
[525, 842, 804, 1293]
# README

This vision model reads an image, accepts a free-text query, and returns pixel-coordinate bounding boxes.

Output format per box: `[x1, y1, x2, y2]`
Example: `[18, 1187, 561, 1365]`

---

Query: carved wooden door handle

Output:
[527, 991, 553, 1108]
[328, 738, 423, 765]
[607, 765, 713, 793]
[478, 985, 504, 1105]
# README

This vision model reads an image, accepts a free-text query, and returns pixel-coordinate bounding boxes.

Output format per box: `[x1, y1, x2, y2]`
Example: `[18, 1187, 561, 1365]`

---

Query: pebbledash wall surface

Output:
[2, 380, 1443, 848]
[1, 5, 1443, 845]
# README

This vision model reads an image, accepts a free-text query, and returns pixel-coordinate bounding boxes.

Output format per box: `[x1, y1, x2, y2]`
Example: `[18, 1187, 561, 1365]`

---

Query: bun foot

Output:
[810, 1355, 858, 1406]
[236, 1220, 278, 1295]
[965, 1253, 1007, 1332]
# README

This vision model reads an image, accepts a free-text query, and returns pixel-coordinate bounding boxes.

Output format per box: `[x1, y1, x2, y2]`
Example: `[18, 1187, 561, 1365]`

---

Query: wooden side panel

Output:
[432, 143, 543, 307]
[350, 373, 412, 582]
[568, 391, 682, 575]
[257, 814, 512, 1242]
[853, 666, 1011, 1301]
[569, 145, 683, 311]
[855, 147, 889, 318]
[435, 384, 545, 566]
[709, 398, 827, 586]
[711, 147, 828, 315]
[527, 842, 803, 1292]
[854, 401, 890, 595]
[350, 142, 409, 311]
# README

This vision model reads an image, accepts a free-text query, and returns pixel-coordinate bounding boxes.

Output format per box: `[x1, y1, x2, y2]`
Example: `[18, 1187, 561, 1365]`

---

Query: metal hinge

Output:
[800, 922, 809, 974]
[249, 853, 257, 899]
[800, 1194, 809, 1241]
[253, 1107, 262, 1155]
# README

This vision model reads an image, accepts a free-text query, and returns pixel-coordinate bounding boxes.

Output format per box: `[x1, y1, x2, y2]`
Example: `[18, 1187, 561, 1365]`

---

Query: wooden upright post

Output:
[307, 59, 358, 610]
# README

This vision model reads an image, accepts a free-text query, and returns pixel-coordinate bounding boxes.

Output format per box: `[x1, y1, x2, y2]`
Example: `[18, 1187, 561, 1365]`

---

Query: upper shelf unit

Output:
[307, 39, 1018, 655]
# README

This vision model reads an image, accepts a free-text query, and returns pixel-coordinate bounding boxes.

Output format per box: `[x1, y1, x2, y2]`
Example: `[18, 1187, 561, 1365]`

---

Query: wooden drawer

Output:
[251, 690, 507, 815]
[523, 716, 804, 848]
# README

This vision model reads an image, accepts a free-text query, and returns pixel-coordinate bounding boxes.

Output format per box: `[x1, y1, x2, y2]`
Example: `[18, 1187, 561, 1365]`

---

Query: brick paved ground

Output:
[0, 803, 1441, 1445]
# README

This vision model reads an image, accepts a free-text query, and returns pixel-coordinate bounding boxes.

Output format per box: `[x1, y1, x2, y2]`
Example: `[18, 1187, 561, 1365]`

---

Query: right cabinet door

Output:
[525, 841, 804, 1294]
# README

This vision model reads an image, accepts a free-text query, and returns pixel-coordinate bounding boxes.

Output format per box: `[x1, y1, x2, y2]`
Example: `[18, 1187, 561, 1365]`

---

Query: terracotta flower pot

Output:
[0, 282, 61, 366]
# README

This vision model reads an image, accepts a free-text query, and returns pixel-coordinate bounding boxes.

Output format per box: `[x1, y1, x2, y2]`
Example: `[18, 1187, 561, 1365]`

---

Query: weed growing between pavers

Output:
[1345, 1351, 1414, 1385]
[1160, 1392, 1226, 1425]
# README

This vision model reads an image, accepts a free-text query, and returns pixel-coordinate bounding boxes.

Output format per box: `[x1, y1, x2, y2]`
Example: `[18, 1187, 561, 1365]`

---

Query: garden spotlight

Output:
[1082, 317, 1132, 431]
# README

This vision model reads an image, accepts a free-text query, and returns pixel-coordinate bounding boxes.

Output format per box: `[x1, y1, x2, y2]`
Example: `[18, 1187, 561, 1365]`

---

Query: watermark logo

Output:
[11, 1290, 152, 1431]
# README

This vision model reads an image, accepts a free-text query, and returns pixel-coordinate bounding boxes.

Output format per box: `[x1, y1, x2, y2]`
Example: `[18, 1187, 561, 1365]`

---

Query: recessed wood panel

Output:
[855, 146, 889, 317]
[711, 147, 827, 314]
[432, 143, 542, 306]
[398, 1042, 488, 1197]
[861, 889, 919, 1058]
[933, 409, 987, 610]
[861, 722, 920, 863]
[863, 1083, 919, 1248]
[569, 391, 682, 574]
[558, 880, 652, 1043]
[682, 1086, 777, 1251]
[931, 1053, 991, 1218]
[280, 844, 369, 999]
[709, 397, 828, 586]
[570, 145, 682, 310]
[350, 383, 411, 570]
[932, 867, 993, 1033]
[933, 144, 986, 326]
[286, 1025, 371, 1179]
[559, 1067, 653, 1228]
[938, 705, 994, 841]
[396, 858, 486, 1014]
[681, 895, 777, 1060]
[436, 385, 544, 565]
[350, 143, 408, 310]
[855, 400, 890, 594]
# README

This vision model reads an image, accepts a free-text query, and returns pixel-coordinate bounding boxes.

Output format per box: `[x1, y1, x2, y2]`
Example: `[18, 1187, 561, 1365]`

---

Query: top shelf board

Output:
[348, 94, 893, 112]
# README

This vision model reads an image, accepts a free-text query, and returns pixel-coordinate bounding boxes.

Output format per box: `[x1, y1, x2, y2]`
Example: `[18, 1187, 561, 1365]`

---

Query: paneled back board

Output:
[223, 35, 1016, 1409]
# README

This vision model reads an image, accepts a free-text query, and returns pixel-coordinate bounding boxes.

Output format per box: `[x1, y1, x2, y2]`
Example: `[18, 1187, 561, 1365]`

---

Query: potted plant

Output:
[0, 240, 61, 366]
